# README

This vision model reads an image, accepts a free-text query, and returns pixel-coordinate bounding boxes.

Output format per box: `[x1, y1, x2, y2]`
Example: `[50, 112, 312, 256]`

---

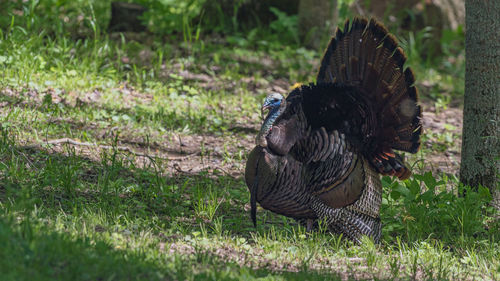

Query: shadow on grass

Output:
[0, 141, 345, 279]
[0, 217, 341, 281]
[0, 141, 250, 224]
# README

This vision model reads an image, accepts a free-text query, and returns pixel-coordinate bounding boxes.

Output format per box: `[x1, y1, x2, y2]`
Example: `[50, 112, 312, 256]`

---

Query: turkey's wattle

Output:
[245, 17, 422, 243]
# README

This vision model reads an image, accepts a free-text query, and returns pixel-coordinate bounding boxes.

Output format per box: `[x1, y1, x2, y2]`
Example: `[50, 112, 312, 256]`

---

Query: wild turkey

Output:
[245, 18, 422, 243]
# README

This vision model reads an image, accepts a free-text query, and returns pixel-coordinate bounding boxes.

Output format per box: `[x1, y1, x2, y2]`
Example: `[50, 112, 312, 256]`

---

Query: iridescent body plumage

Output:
[245, 18, 422, 243]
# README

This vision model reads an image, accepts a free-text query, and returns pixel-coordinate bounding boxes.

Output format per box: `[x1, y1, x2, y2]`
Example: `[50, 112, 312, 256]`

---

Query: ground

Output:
[0, 19, 498, 281]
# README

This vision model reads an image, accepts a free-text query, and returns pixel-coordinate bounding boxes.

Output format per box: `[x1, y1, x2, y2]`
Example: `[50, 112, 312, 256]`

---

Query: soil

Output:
[3, 83, 464, 179]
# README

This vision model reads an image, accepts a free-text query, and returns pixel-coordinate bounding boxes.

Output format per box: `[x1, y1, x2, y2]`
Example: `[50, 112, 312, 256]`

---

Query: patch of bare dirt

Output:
[1, 83, 153, 110]
[18, 131, 254, 180]
[158, 61, 292, 94]
[421, 104, 463, 176]
[8, 93, 464, 181]
[2, 68, 464, 180]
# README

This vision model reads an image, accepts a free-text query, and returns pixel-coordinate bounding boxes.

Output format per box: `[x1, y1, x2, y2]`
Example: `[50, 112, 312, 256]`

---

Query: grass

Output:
[1, 137, 497, 280]
[0, 1, 498, 280]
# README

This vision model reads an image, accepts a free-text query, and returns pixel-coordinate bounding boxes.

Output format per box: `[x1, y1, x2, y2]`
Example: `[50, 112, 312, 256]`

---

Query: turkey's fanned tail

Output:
[316, 18, 422, 179]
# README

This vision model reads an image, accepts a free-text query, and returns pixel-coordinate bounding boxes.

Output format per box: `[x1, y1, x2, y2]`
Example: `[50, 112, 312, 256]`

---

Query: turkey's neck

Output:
[257, 105, 285, 146]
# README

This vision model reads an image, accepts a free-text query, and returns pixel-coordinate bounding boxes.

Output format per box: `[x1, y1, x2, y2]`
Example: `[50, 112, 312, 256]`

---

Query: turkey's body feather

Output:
[245, 18, 422, 243]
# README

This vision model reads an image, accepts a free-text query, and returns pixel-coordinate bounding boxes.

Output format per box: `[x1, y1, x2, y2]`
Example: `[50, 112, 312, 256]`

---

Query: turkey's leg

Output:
[306, 219, 314, 232]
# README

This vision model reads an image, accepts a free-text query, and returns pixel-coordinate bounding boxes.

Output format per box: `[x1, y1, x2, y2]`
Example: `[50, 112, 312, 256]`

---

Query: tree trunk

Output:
[298, 0, 337, 49]
[460, 0, 500, 209]
[108, 2, 147, 32]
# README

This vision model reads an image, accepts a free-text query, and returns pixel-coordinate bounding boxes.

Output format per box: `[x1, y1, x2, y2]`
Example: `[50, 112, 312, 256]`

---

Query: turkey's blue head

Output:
[256, 93, 286, 147]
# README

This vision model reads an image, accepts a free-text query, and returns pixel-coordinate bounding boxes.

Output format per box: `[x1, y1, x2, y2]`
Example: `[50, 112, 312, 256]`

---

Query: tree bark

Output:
[298, 0, 337, 49]
[108, 2, 147, 32]
[461, 0, 500, 209]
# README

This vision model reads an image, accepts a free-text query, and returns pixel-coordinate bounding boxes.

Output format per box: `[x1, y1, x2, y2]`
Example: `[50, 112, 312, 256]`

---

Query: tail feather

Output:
[316, 17, 422, 179]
